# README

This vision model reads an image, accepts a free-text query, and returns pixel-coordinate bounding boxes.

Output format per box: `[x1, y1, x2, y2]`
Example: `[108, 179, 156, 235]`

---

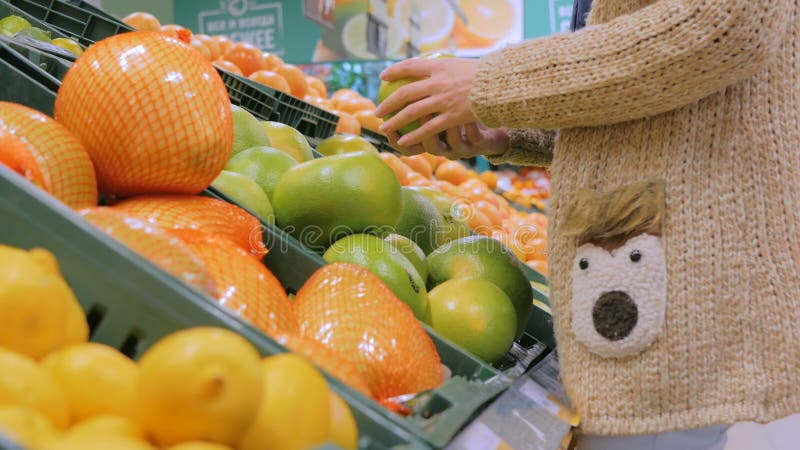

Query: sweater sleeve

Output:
[470, 0, 791, 130]
[485, 129, 556, 167]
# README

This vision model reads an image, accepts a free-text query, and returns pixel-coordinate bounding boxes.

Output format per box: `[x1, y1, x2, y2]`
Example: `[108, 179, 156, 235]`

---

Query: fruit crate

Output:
[361, 128, 396, 153]
[0, 37, 71, 114]
[0, 166, 431, 450]
[61, 0, 125, 25]
[217, 68, 339, 141]
[5, 0, 133, 47]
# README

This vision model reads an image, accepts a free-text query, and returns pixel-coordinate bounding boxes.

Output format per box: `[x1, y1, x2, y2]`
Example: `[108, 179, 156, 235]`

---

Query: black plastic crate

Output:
[0, 38, 72, 114]
[6, 0, 133, 47]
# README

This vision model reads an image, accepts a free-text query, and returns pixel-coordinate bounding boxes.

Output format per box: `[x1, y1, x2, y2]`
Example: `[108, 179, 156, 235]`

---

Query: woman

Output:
[375, 0, 800, 448]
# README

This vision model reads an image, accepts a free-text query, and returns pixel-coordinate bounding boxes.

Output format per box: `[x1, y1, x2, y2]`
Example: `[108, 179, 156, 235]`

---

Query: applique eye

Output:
[579, 258, 589, 270]
[630, 250, 642, 262]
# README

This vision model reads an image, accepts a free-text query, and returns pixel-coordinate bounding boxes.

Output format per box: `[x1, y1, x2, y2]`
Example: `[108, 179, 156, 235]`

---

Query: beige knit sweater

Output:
[471, 0, 800, 436]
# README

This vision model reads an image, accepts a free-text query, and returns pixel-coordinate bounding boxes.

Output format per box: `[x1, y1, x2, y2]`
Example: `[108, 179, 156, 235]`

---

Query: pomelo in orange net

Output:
[274, 332, 373, 399]
[112, 195, 267, 258]
[0, 102, 97, 208]
[172, 229, 297, 336]
[0, 127, 45, 188]
[54, 31, 232, 198]
[79, 207, 217, 297]
[293, 263, 442, 408]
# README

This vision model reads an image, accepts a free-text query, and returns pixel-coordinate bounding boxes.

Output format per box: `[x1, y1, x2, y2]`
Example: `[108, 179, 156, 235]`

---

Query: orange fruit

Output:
[223, 42, 268, 76]
[378, 152, 412, 185]
[193, 34, 220, 60]
[306, 85, 321, 98]
[0, 127, 45, 189]
[274, 332, 372, 398]
[335, 96, 376, 115]
[467, 209, 493, 234]
[525, 237, 548, 261]
[112, 195, 268, 258]
[293, 263, 442, 406]
[0, 102, 97, 208]
[160, 24, 191, 44]
[354, 110, 382, 133]
[478, 171, 498, 189]
[189, 38, 211, 60]
[262, 52, 284, 70]
[79, 207, 217, 297]
[305, 76, 327, 98]
[434, 161, 471, 185]
[55, 32, 232, 198]
[173, 230, 297, 336]
[210, 36, 233, 56]
[303, 95, 326, 108]
[122, 12, 161, 31]
[331, 89, 360, 100]
[274, 64, 308, 98]
[248, 70, 291, 94]
[334, 111, 361, 135]
[400, 155, 433, 179]
[212, 59, 243, 76]
[475, 199, 502, 226]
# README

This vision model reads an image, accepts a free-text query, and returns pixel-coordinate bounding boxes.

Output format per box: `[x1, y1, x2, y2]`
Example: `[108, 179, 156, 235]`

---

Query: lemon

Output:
[0, 246, 88, 360]
[166, 442, 233, 450]
[328, 391, 359, 450]
[342, 13, 405, 60]
[41, 435, 156, 450]
[67, 415, 145, 441]
[390, 0, 454, 52]
[0, 348, 69, 429]
[0, 16, 31, 37]
[50, 38, 84, 57]
[260, 121, 314, 162]
[41, 343, 138, 424]
[239, 354, 331, 450]
[137, 327, 263, 447]
[0, 405, 58, 449]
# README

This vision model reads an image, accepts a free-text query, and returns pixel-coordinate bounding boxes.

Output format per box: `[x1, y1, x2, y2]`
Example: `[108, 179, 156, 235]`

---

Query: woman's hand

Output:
[387, 122, 509, 161]
[375, 57, 479, 146]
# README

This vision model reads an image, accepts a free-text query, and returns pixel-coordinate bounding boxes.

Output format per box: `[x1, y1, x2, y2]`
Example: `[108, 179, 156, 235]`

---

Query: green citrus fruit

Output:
[324, 233, 428, 319]
[50, 38, 83, 57]
[211, 170, 274, 224]
[426, 236, 533, 339]
[272, 152, 402, 249]
[393, 187, 446, 255]
[231, 106, 270, 156]
[315, 134, 377, 156]
[260, 121, 313, 162]
[225, 146, 297, 202]
[384, 233, 427, 281]
[407, 186, 471, 243]
[0, 16, 31, 37]
[426, 278, 516, 363]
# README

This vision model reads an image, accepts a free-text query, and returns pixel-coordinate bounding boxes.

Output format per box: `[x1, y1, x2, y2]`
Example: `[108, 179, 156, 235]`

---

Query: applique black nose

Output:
[592, 291, 638, 341]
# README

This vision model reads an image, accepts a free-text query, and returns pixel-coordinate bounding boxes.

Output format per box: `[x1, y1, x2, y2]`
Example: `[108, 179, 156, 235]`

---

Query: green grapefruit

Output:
[394, 187, 446, 255]
[225, 146, 297, 202]
[384, 233, 427, 281]
[260, 121, 313, 162]
[211, 170, 274, 224]
[231, 106, 271, 156]
[315, 134, 377, 156]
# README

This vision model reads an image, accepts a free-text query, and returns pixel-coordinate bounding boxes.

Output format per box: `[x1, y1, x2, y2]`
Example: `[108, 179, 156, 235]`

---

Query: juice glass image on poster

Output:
[312, 0, 524, 62]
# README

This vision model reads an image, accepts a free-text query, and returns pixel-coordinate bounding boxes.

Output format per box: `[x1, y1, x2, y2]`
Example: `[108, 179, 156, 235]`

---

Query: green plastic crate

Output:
[0, 38, 72, 114]
[6, 0, 133, 47]
[61, 0, 126, 25]
[0, 166, 430, 450]
[217, 69, 339, 141]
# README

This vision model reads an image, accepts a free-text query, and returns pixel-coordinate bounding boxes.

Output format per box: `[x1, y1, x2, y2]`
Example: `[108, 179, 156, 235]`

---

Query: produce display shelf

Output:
[0, 38, 70, 114]
[218, 68, 339, 141]
[0, 166, 431, 450]
[61, 0, 125, 25]
[6, 0, 133, 47]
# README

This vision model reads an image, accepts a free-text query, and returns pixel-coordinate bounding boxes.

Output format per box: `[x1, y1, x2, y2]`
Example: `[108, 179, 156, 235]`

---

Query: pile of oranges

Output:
[121, 12, 382, 140]
[496, 167, 551, 211]
[379, 153, 549, 275]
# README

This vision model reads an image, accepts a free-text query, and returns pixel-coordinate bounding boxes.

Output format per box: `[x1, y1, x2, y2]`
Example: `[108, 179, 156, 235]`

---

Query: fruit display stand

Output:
[0, 165, 430, 450]
[0, 37, 71, 115]
[6, 0, 133, 46]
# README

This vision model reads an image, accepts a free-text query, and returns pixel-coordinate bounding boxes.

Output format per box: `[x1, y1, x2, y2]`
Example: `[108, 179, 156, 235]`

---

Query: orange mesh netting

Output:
[112, 195, 267, 258]
[172, 229, 297, 336]
[0, 128, 45, 188]
[293, 263, 443, 407]
[54, 31, 232, 197]
[0, 102, 97, 208]
[274, 332, 373, 399]
[79, 207, 217, 297]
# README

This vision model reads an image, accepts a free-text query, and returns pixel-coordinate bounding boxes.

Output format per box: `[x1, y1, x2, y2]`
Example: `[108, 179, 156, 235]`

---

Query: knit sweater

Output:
[471, 0, 800, 436]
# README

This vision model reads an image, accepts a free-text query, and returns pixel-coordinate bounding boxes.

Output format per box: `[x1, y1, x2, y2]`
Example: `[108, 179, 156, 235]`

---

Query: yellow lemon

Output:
[50, 38, 83, 57]
[166, 442, 234, 450]
[328, 391, 359, 450]
[0, 348, 69, 429]
[41, 435, 156, 450]
[67, 415, 145, 441]
[238, 354, 331, 450]
[137, 327, 263, 447]
[0, 405, 58, 449]
[41, 343, 138, 424]
[0, 246, 88, 360]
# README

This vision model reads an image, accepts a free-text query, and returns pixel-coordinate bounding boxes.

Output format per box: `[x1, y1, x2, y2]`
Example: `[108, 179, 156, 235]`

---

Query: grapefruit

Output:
[426, 236, 533, 339]
[315, 133, 377, 156]
[407, 186, 471, 243]
[211, 170, 274, 224]
[272, 152, 402, 249]
[54, 32, 232, 197]
[394, 187, 447, 255]
[384, 233, 427, 281]
[260, 121, 313, 162]
[323, 233, 429, 319]
[426, 278, 516, 363]
[231, 105, 271, 156]
[225, 146, 297, 202]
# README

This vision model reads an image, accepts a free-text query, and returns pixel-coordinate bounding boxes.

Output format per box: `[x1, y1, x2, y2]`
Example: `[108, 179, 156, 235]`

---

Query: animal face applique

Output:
[562, 180, 667, 359]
